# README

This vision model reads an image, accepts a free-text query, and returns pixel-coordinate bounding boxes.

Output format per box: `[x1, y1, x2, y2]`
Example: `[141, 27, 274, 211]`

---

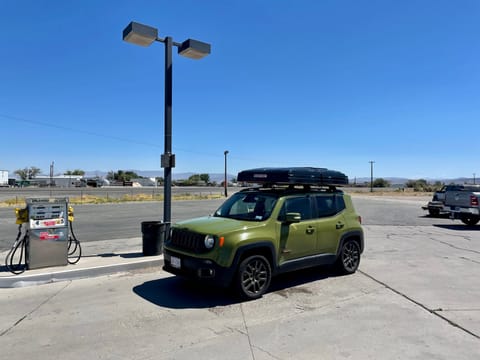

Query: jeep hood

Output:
[174, 216, 265, 235]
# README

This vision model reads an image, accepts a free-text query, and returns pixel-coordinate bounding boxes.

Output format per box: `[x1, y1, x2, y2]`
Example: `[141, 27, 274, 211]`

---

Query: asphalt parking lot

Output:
[0, 194, 479, 359]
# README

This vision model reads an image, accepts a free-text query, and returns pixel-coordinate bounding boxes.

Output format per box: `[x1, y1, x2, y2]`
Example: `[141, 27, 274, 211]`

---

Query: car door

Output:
[314, 194, 346, 254]
[276, 195, 318, 264]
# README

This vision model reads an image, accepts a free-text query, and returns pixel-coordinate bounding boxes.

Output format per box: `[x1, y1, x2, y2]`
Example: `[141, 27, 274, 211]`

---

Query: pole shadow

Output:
[80, 252, 144, 259]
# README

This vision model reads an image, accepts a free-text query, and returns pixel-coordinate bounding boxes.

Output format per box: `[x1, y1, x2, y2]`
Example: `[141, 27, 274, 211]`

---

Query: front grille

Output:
[169, 228, 208, 253]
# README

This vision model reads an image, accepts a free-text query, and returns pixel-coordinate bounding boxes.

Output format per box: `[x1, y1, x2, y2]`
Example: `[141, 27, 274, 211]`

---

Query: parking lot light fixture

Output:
[122, 22, 158, 47]
[122, 21, 211, 239]
[178, 39, 211, 59]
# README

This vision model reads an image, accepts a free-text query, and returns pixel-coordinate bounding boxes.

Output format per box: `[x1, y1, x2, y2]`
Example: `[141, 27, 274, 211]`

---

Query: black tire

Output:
[460, 215, 479, 226]
[234, 255, 271, 300]
[336, 239, 361, 275]
[428, 209, 440, 217]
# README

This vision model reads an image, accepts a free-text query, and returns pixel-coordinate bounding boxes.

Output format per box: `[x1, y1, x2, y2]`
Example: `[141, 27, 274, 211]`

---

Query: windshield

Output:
[214, 192, 278, 221]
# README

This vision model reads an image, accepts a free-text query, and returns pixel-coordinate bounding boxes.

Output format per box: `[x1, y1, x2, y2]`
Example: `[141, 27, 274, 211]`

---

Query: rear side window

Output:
[314, 195, 345, 218]
[278, 196, 313, 221]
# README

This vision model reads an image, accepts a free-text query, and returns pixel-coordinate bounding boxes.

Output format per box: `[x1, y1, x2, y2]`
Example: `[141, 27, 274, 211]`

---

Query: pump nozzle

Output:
[15, 207, 28, 224]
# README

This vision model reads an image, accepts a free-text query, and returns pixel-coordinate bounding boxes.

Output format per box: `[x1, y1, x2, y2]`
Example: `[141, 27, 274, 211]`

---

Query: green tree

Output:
[15, 166, 41, 180]
[373, 178, 390, 188]
[199, 173, 210, 183]
[432, 181, 443, 191]
[185, 174, 210, 185]
[187, 174, 202, 184]
[106, 170, 141, 182]
[65, 169, 85, 176]
[406, 179, 432, 192]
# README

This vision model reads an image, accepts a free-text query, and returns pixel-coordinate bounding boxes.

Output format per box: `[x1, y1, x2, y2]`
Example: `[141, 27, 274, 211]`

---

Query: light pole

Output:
[474, 173, 476, 185]
[224, 150, 229, 197]
[123, 22, 210, 238]
[369, 160, 375, 192]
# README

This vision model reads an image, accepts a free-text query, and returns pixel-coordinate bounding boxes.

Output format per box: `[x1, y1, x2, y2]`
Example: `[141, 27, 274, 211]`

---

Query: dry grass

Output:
[0, 188, 434, 208]
[349, 190, 433, 197]
[0, 192, 225, 207]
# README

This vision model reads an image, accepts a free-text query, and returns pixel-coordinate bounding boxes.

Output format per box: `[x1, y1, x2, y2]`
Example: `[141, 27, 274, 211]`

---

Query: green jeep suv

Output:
[163, 167, 364, 300]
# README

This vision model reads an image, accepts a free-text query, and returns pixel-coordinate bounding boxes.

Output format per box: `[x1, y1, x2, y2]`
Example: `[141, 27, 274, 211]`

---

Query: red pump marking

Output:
[471, 196, 479, 206]
[39, 232, 60, 240]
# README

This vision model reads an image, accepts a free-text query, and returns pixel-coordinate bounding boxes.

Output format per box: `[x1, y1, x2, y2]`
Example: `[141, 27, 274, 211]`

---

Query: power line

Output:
[0, 113, 266, 164]
[0, 113, 163, 149]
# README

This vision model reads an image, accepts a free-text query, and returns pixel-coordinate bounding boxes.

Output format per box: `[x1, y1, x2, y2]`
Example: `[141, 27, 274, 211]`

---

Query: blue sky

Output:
[1, 0, 479, 181]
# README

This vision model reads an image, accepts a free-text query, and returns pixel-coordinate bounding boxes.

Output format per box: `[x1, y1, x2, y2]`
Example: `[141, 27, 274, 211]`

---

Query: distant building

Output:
[132, 178, 157, 187]
[33, 175, 84, 187]
[0, 170, 8, 187]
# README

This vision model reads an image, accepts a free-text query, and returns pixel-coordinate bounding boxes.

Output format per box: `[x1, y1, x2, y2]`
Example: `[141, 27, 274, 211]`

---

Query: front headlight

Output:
[204, 235, 216, 249]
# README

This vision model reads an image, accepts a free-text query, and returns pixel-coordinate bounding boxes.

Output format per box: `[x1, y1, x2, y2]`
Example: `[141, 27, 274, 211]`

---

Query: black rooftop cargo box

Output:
[237, 167, 348, 186]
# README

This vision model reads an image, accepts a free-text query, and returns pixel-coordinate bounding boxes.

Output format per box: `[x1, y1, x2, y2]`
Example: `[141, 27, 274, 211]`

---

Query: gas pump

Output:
[5, 197, 81, 275]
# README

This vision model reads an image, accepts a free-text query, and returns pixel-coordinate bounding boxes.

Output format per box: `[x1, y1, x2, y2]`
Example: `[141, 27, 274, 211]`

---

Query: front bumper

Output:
[163, 248, 235, 288]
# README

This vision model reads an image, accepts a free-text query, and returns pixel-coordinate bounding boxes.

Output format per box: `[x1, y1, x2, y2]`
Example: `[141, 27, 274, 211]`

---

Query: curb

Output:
[0, 257, 164, 288]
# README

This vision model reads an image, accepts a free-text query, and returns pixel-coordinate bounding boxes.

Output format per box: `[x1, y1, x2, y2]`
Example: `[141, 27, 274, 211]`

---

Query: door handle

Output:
[336, 222, 344, 229]
[306, 226, 315, 235]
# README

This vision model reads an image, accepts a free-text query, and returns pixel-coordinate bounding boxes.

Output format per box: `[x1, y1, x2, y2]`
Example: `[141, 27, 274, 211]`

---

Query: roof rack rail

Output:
[237, 167, 348, 186]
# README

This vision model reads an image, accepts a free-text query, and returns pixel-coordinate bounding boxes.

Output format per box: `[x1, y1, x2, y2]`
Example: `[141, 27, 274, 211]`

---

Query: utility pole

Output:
[369, 161, 375, 192]
[50, 161, 54, 188]
[474, 173, 476, 185]
[224, 150, 229, 197]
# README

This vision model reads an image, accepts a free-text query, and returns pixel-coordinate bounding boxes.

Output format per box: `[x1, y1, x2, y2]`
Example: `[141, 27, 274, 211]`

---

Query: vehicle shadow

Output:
[133, 276, 236, 308]
[433, 224, 480, 231]
[132, 265, 340, 309]
[419, 213, 450, 219]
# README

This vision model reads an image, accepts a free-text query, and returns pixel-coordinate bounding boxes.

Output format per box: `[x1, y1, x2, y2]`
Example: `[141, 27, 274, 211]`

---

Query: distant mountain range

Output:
[353, 177, 475, 185]
[83, 170, 476, 185]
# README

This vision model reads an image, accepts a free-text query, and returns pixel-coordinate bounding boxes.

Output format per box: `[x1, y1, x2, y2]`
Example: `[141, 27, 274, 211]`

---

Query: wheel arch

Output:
[231, 241, 277, 273]
[336, 230, 364, 258]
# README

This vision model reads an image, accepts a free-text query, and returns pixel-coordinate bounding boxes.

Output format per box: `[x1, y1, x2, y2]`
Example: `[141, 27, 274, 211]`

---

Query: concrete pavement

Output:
[1, 224, 479, 359]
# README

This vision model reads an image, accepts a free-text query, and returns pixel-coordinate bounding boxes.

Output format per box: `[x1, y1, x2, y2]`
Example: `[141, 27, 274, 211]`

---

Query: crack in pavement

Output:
[434, 308, 480, 312]
[359, 270, 480, 341]
[424, 236, 480, 255]
[459, 256, 480, 265]
[381, 227, 480, 257]
[240, 303, 256, 360]
[0, 281, 71, 337]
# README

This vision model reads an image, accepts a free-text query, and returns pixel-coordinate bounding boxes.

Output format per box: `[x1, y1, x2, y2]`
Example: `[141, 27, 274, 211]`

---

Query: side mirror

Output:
[285, 212, 301, 223]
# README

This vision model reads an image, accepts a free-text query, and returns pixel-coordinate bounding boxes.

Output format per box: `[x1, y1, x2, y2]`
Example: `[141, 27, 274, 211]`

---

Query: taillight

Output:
[471, 196, 479, 206]
[358, 215, 362, 224]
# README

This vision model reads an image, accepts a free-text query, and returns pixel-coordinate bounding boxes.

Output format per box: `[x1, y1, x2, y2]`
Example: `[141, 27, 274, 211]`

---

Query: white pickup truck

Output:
[444, 184, 480, 225]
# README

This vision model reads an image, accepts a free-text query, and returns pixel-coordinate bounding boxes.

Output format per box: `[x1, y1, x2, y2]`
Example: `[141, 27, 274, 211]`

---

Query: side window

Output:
[315, 194, 346, 218]
[315, 195, 335, 217]
[336, 195, 346, 212]
[279, 196, 313, 221]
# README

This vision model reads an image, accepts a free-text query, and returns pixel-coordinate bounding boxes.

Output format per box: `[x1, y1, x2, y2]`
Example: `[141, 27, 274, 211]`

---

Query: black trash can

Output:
[141, 221, 165, 256]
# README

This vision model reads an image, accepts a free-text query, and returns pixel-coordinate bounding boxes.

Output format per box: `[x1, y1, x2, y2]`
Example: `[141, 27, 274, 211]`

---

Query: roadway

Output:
[0, 191, 453, 252]
[0, 185, 224, 202]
